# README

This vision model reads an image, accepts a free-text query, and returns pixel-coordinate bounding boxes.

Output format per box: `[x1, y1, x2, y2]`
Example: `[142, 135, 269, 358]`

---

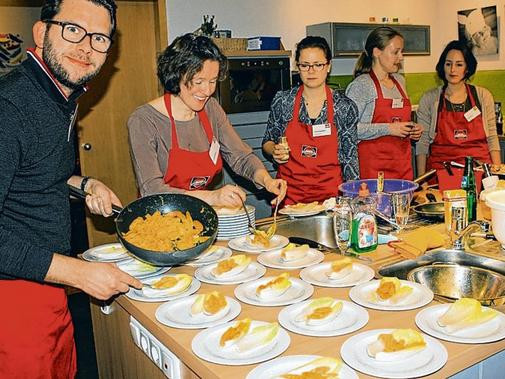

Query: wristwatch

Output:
[80, 176, 91, 191]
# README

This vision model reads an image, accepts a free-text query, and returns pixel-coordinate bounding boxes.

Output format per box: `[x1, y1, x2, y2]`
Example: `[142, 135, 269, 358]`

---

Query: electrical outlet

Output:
[129, 317, 182, 379]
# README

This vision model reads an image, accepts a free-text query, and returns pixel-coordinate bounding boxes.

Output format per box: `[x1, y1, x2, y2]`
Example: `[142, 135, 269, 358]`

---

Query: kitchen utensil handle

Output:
[413, 168, 436, 183]
[68, 184, 123, 215]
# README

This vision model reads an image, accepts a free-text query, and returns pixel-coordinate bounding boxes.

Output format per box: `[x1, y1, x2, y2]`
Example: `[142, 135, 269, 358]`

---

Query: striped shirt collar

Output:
[25, 48, 87, 104]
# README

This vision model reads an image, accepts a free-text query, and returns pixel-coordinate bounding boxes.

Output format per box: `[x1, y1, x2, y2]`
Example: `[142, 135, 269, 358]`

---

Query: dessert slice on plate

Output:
[256, 273, 292, 299]
[437, 298, 499, 334]
[211, 255, 251, 278]
[190, 291, 229, 320]
[370, 277, 413, 304]
[294, 297, 343, 326]
[142, 274, 192, 297]
[367, 328, 427, 361]
[272, 356, 342, 378]
[326, 257, 354, 280]
[280, 243, 310, 262]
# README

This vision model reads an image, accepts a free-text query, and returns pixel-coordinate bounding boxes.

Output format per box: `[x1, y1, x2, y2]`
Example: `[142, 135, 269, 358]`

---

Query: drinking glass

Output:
[332, 205, 352, 256]
[391, 193, 411, 232]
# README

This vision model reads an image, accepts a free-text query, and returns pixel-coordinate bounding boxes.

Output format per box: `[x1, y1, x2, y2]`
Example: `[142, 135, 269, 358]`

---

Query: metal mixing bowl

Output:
[407, 263, 505, 306]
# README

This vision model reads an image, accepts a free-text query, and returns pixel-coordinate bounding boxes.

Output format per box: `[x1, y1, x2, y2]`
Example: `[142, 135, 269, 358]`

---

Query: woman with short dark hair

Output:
[128, 33, 286, 207]
[262, 36, 359, 205]
[346, 27, 423, 180]
[416, 40, 500, 175]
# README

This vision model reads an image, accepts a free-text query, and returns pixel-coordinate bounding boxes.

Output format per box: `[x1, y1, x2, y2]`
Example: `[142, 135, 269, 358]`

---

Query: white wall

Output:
[166, 0, 504, 73]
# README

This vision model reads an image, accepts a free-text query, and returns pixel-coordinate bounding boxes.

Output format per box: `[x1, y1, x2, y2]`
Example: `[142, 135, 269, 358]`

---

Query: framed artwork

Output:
[457, 5, 499, 56]
[0, 33, 24, 75]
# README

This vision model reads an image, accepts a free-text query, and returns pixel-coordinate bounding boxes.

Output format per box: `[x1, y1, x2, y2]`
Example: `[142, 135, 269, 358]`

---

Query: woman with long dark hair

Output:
[262, 36, 359, 205]
[127, 33, 286, 207]
[416, 40, 500, 175]
[346, 27, 422, 180]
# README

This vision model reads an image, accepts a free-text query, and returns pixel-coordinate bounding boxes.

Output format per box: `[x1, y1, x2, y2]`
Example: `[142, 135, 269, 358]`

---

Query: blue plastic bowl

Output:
[339, 179, 419, 216]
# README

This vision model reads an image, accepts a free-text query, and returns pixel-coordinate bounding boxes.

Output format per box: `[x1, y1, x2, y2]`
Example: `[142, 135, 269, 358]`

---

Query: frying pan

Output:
[412, 201, 444, 221]
[69, 185, 218, 266]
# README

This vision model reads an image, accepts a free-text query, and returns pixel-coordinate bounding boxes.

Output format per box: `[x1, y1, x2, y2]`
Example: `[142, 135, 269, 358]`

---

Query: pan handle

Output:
[68, 184, 123, 215]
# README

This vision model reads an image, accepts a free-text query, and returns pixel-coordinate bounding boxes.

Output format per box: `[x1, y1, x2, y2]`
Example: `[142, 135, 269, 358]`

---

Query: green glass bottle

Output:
[461, 156, 477, 222]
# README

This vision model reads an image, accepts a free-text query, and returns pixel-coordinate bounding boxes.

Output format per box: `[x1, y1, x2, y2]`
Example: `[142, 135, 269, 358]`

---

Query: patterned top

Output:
[262, 86, 360, 180]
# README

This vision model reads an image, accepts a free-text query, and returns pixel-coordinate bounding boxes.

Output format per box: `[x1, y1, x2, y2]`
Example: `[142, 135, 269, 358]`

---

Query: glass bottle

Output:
[350, 184, 378, 253]
[461, 156, 477, 222]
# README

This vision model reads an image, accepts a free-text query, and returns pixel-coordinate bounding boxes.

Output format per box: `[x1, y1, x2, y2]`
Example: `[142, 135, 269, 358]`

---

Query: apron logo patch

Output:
[301, 145, 317, 158]
[189, 176, 210, 189]
[454, 129, 468, 140]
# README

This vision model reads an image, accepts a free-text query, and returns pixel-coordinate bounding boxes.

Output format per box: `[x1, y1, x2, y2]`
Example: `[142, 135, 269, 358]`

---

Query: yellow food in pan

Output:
[123, 210, 209, 252]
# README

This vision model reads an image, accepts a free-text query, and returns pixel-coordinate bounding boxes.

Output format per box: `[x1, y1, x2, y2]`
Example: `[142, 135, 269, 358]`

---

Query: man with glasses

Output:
[0, 0, 142, 376]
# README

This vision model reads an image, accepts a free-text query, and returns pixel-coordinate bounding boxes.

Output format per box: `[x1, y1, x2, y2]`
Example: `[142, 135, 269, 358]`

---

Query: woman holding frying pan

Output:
[127, 33, 286, 208]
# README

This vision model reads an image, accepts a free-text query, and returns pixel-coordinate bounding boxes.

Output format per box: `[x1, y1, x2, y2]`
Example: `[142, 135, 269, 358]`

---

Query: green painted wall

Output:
[329, 70, 505, 106]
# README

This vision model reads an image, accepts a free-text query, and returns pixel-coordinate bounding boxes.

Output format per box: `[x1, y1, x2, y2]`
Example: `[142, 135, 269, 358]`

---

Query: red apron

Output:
[276, 85, 343, 205]
[427, 84, 491, 170]
[0, 280, 76, 378]
[163, 93, 223, 190]
[358, 71, 413, 180]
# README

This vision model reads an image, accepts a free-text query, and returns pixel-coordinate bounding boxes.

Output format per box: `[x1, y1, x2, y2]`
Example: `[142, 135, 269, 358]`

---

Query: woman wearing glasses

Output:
[346, 27, 422, 180]
[262, 36, 359, 206]
[127, 33, 286, 207]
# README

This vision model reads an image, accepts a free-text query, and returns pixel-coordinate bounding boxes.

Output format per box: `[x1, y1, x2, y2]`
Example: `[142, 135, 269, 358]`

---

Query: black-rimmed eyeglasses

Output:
[297, 62, 328, 72]
[43, 20, 112, 53]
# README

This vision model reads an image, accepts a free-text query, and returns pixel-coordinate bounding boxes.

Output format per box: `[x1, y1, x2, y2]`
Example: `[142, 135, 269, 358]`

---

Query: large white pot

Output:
[485, 190, 505, 248]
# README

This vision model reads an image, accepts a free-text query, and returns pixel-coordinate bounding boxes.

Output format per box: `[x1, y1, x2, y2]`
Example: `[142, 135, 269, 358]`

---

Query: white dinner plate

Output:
[349, 279, 434, 311]
[185, 246, 232, 267]
[246, 355, 358, 379]
[415, 304, 505, 344]
[125, 275, 200, 302]
[155, 295, 241, 329]
[82, 242, 131, 262]
[278, 205, 326, 217]
[278, 299, 369, 337]
[234, 276, 313, 307]
[116, 259, 171, 280]
[340, 329, 448, 378]
[257, 248, 324, 270]
[228, 234, 289, 253]
[191, 320, 290, 365]
[194, 261, 266, 285]
[300, 262, 375, 288]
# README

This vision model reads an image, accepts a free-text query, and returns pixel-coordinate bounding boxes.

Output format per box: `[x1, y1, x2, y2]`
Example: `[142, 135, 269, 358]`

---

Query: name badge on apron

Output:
[454, 129, 468, 140]
[311, 123, 331, 137]
[464, 106, 481, 122]
[392, 98, 404, 109]
[209, 137, 220, 165]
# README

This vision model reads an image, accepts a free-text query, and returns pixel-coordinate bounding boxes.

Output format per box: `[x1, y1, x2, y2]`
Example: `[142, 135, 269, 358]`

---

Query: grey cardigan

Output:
[415, 85, 500, 156]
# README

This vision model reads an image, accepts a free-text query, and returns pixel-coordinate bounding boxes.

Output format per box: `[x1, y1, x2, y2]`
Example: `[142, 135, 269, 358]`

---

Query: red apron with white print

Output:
[358, 71, 413, 180]
[0, 280, 76, 378]
[427, 84, 491, 170]
[276, 85, 342, 205]
[162, 93, 223, 190]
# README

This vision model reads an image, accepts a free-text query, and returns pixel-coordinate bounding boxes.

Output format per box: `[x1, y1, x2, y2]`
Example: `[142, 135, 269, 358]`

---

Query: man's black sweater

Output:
[0, 51, 84, 281]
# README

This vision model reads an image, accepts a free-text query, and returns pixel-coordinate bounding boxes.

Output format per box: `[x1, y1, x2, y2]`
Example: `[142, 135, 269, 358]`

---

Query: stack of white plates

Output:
[216, 205, 255, 240]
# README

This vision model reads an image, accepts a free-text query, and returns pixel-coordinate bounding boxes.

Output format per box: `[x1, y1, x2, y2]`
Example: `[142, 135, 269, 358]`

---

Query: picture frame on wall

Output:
[0, 33, 24, 76]
[457, 5, 499, 56]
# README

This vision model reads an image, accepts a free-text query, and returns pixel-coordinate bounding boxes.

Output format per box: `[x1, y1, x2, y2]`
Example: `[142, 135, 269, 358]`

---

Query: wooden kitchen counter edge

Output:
[107, 237, 505, 379]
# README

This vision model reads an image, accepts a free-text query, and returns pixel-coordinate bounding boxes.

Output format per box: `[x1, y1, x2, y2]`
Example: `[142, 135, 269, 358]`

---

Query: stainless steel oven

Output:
[216, 56, 291, 114]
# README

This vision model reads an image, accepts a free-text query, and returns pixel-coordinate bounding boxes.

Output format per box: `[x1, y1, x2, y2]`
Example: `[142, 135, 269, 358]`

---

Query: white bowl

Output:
[485, 190, 505, 248]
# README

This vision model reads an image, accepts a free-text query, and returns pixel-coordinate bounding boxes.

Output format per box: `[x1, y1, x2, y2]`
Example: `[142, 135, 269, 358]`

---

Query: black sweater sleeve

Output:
[0, 98, 54, 281]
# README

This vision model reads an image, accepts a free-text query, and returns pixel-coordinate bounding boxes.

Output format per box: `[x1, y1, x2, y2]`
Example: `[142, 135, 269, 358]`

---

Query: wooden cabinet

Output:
[306, 22, 431, 57]
[90, 301, 199, 378]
